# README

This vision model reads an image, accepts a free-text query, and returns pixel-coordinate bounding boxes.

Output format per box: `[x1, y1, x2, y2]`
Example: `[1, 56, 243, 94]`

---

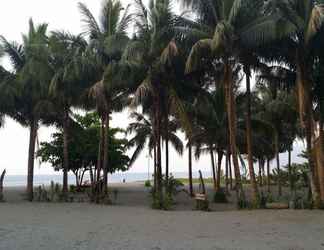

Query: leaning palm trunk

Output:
[223, 61, 245, 201]
[296, 57, 321, 206]
[26, 119, 38, 201]
[0, 169, 6, 202]
[210, 148, 217, 191]
[102, 112, 110, 196]
[62, 109, 69, 199]
[244, 67, 259, 204]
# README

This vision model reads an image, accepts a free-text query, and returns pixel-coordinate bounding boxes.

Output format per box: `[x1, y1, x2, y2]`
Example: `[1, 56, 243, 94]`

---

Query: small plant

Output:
[213, 188, 228, 203]
[69, 185, 76, 193]
[113, 189, 119, 201]
[144, 180, 151, 188]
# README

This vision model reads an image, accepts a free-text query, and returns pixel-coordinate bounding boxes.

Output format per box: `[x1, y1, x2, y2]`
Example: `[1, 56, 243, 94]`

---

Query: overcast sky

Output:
[0, 0, 306, 176]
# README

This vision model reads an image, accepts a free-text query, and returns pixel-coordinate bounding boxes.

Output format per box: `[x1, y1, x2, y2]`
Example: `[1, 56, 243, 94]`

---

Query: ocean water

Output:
[4, 171, 212, 187]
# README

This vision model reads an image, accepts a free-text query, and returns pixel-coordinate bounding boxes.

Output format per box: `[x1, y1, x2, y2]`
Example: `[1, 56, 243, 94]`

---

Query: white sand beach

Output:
[1, 183, 324, 250]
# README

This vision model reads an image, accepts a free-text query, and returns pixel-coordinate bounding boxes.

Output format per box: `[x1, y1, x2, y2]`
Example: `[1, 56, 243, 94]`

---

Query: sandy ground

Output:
[0, 183, 324, 250]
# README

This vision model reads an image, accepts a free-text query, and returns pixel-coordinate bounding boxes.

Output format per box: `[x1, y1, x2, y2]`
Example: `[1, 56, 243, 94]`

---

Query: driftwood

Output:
[265, 202, 289, 209]
[0, 169, 6, 202]
[195, 170, 209, 211]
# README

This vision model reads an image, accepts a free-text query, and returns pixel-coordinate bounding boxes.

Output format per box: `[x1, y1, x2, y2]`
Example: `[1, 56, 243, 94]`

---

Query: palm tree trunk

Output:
[225, 151, 229, 193]
[229, 152, 233, 190]
[62, 109, 69, 198]
[275, 132, 282, 196]
[217, 150, 223, 191]
[155, 97, 163, 207]
[225, 152, 228, 192]
[288, 147, 293, 194]
[0, 169, 6, 202]
[102, 112, 110, 196]
[210, 148, 217, 192]
[165, 120, 169, 183]
[188, 140, 193, 197]
[258, 159, 262, 187]
[317, 120, 324, 203]
[267, 158, 271, 193]
[153, 144, 157, 191]
[26, 119, 38, 201]
[296, 55, 321, 206]
[224, 60, 245, 201]
[244, 66, 259, 203]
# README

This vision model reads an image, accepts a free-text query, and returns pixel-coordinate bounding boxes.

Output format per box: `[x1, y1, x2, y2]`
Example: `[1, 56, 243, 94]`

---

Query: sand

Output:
[0, 183, 324, 250]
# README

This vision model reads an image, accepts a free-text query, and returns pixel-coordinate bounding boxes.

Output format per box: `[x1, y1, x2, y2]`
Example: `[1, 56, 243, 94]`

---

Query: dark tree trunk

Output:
[296, 56, 321, 206]
[244, 66, 259, 203]
[267, 158, 271, 193]
[27, 120, 38, 201]
[288, 147, 293, 194]
[216, 150, 223, 191]
[318, 120, 324, 203]
[102, 112, 110, 195]
[155, 97, 163, 207]
[0, 169, 6, 202]
[62, 109, 69, 198]
[229, 153, 233, 190]
[210, 148, 217, 192]
[165, 133, 169, 184]
[153, 144, 157, 191]
[258, 159, 262, 187]
[275, 133, 282, 196]
[188, 141, 193, 197]
[224, 61, 245, 201]
[225, 151, 229, 193]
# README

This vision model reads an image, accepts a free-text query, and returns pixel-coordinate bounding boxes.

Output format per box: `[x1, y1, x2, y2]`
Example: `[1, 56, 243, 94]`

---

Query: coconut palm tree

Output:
[0, 19, 49, 201]
[263, 0, 324, 205]
[183, 0, 279, 204]
[122, 0, 191, 207]
[46, 31, 89, 197]
[127, 111, 183, 178]
[78, 0, 132, 197]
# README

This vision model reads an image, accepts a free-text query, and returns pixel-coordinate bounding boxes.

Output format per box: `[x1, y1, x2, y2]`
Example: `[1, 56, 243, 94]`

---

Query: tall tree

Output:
[79, 0, 132, 197]
[0, 19, 49, 201]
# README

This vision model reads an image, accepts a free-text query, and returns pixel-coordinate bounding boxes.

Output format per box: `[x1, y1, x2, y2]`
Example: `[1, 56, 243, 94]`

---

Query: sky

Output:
[0, 0, 306, 176]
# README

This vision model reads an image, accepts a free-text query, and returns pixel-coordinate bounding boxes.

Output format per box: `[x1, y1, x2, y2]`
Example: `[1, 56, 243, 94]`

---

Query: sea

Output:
[4, 171, 212, 187]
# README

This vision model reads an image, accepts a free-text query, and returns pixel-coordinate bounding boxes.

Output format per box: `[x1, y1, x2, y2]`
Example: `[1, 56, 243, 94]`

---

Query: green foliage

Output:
[213, 188, 228, 203]
[37, 112, 130, 177]
[144, 180, 151, 188]
[150, 175, 184, 210]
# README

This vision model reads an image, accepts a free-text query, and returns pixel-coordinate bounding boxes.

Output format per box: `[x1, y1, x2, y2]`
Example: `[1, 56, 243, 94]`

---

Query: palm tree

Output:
[183, 0, 277, 204]
[122, 0, 191, 207]
[0, 19, 49, 201]
[192, 87, 228, 192]
[265, 0, 324, 205]
[78, 0, 132, 197]
[127, 112, 183, 178]
[46, 31, 89, 197]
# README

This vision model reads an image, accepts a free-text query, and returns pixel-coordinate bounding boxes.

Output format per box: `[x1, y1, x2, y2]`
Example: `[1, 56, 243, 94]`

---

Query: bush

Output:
[213, 188, 228, 203]
[144, 180, 151, 188]
[69, 185, 76, 193]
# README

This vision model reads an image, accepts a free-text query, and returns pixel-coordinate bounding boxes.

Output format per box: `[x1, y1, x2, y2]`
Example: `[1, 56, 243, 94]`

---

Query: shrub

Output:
[144, 180, 151, 188]
[213, 188, 228, 203]
[69, 185, 76, 193]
